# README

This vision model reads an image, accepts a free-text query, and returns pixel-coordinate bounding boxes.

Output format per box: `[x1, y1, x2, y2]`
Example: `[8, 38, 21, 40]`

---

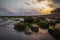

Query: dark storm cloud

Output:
[36, 0, 41, 2]
[0, 8, 15, 16]
[52, 0, 60, 8]
[53, 0, 60, 3]
[0, 8, 7, 12]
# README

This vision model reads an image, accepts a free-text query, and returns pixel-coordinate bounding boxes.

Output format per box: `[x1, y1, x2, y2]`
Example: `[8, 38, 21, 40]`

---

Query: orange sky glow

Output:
[34, 0, 54, 14]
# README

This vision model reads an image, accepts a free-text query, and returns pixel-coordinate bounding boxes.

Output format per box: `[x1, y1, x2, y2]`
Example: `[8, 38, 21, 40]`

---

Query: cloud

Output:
[0, 8, 15, 16]
[51, 0, 60, 8]
[0, 0, 60, 16]
[0, 8, 44, 16]
[53, 0, 60, 3]
[36, 0, 41, 2]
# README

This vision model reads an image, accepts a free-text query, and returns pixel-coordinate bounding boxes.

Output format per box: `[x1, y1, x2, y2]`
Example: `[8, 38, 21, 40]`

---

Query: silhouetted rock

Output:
[14, 21, 25, 32]
[31, 23, 39, 33]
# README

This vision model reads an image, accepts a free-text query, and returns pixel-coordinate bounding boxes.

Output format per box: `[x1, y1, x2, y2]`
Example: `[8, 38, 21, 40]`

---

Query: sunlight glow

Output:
[27, 0, 54, 14]
[35, 0, 53, 14]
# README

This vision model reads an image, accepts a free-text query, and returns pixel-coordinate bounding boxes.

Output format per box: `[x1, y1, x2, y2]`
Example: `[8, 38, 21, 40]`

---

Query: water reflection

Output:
[14, 26, 32, 35]
[0, 18, 55, 40]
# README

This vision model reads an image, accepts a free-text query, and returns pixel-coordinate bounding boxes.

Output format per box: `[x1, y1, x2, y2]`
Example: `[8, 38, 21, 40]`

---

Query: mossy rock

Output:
[48, 28, 60, 40]
[37, 19, 49, 29]
[31, 23, 39, 32]
[14, 22, 26, 32]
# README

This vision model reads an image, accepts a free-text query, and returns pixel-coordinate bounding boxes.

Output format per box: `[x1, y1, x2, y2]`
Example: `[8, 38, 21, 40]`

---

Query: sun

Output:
[35, 0, 53, 14]
[41, 8, 53, 14]
[29, 0, 54, 14]
[25, 0, 54, 14]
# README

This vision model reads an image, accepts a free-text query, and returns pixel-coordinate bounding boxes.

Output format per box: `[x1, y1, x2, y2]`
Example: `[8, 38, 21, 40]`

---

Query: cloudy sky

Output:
[0, 0, 60, 16]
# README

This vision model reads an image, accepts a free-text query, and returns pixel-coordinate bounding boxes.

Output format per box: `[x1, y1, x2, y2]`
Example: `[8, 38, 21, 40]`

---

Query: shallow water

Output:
[0, 19, 55, 40]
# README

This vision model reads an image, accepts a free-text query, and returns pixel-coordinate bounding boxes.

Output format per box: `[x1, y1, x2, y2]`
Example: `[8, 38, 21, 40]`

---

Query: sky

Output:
[0, 0, 60, 16]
